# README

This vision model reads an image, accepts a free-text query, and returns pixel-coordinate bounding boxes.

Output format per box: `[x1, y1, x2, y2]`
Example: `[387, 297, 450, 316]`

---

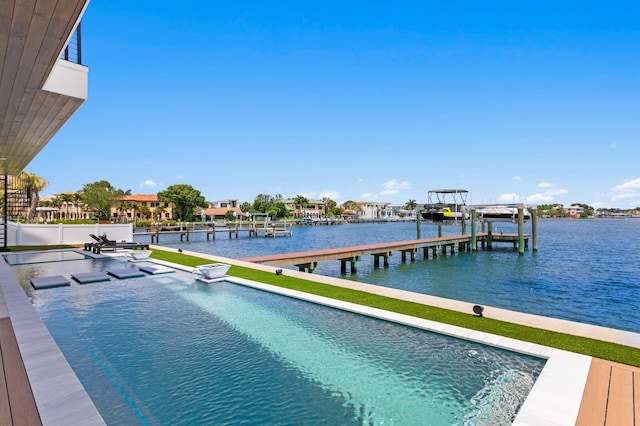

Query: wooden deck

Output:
[0, 317, 41, 425]
[576, 358, 640, 425]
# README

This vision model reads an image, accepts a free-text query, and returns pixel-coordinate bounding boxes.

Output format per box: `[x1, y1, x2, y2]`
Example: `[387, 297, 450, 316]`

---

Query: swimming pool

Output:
[3, 249, 90, 265]
[16, 256, 545, 425]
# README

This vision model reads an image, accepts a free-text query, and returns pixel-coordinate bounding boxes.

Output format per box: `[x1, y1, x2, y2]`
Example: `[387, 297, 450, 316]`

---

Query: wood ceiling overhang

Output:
[0, 0, 89, 175]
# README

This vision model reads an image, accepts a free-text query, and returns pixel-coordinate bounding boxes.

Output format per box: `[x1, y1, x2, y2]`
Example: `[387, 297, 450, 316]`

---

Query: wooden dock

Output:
[240, 233, 528, 272]
[265, 222, 292, 237]
[134, 221, 294, 243]
[135, 224, 248, 243]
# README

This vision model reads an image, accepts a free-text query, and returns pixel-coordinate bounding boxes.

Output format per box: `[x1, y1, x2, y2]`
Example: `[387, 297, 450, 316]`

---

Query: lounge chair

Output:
[84, 234, 104, 251]
[93, 235, 149, 253]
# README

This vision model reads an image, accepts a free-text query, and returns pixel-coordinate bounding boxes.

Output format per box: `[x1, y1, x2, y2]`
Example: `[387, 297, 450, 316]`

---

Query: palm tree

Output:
[74, 192, 83, 219]
[59, 193, 74, 220]
[139, 204, 151, 220]
[118, 201, 132, 223]
[154, 205, 166, 222]
[131, 202, 141, 224]
[17, 172, 49, 223]
[50, 195, 62, 220]
[321, 197, 336, 216]
[293, 195, 309, 219]
[405, 199, 417, 217]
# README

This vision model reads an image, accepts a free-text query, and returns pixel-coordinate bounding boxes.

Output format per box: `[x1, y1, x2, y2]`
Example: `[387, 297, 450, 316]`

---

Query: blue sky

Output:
[31, 1, 640, 208]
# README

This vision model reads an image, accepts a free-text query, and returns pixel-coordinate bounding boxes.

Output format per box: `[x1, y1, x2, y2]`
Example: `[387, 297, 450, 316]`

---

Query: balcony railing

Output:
[61, 23, 82, 65]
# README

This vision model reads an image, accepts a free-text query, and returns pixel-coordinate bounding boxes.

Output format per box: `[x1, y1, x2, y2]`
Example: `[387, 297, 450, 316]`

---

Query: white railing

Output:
[6, 222, 133, 246]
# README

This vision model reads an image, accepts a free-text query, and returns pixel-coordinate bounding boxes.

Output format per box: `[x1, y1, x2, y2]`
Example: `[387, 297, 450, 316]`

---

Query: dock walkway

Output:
[135, 221, 294, 243]
[240, 233, 527, 272]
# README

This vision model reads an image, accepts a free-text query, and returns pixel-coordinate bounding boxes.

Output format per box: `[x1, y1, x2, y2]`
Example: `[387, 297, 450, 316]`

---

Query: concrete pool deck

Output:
[1, 246, 638, 424]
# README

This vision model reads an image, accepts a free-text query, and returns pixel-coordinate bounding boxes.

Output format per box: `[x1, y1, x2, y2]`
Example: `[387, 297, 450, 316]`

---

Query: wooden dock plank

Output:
[0, 344, 11, 426]
[607, 365, 634, 425]
[576, 358, 640, 426]
[0, 317, 41, 425]
[635, 370, 640, 426]
[575, 359, 610, 426]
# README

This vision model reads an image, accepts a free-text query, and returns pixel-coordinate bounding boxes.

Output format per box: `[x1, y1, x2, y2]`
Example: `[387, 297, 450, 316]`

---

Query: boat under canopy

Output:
[421, 189, 469, 223]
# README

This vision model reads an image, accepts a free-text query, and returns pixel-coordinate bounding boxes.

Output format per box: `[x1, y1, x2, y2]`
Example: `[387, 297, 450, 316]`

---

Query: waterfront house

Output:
[113, 194, 174, 222]
[357, 201, 392, 220]
[284, 198, 327, 219]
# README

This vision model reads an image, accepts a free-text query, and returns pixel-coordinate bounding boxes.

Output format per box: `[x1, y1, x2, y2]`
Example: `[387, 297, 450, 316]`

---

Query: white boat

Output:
[476, 205, 531, 222]
[192, 263, 231, 282]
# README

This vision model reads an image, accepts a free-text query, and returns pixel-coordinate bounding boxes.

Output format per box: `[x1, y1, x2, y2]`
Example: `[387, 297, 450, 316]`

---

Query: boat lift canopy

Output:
[426, 189, 469, 206]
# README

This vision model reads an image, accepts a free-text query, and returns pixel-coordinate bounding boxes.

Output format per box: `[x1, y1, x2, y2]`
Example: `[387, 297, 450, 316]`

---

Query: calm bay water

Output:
[135, 218, 640, 333]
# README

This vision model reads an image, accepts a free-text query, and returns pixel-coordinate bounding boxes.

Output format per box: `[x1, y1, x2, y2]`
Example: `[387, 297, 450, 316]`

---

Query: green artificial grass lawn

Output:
[148, 248, 640, 368]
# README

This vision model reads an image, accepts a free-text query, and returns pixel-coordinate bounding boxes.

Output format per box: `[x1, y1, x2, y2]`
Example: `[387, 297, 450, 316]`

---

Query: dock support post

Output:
[461, 210, 466, 235]
[438, 224, 442, 238]
[400, 250, 415, 263]
[518, 207, 525, 256]
[340, 257, 358, 273]
[531, 208, 538, 252]
[416, 210, 421, 239]
[487, 222, 493, 250]
[372, 254, 389, 268]
[470, 209, 477, 251]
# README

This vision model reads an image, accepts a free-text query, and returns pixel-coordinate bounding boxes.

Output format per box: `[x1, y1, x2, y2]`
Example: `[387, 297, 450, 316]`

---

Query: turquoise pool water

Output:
[18, 257, 544, 425]
[3, 249, 89, 265]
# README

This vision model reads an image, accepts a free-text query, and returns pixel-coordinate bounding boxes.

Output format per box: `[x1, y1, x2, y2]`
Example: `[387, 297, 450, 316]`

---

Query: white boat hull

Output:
[477, 206, 531, 223]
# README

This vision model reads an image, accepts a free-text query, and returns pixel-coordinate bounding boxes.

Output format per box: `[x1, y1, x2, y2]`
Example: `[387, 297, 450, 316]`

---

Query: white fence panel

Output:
[7, 222, 133, 246]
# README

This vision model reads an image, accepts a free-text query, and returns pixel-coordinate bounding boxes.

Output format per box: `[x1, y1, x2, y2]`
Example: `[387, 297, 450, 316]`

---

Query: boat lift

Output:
[421, 189, 469, 223]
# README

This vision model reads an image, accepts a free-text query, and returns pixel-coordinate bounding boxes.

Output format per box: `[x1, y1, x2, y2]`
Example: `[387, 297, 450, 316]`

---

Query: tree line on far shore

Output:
[12, 172, 638, 224]
[24, 174, 421, 224]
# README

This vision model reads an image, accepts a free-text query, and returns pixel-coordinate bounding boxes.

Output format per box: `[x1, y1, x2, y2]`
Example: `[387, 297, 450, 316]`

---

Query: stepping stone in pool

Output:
[30, 275, 71, 290]
[107, 268, 146, 279]
[138, 265, 175, 275]
[71, 272, 111, 284]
